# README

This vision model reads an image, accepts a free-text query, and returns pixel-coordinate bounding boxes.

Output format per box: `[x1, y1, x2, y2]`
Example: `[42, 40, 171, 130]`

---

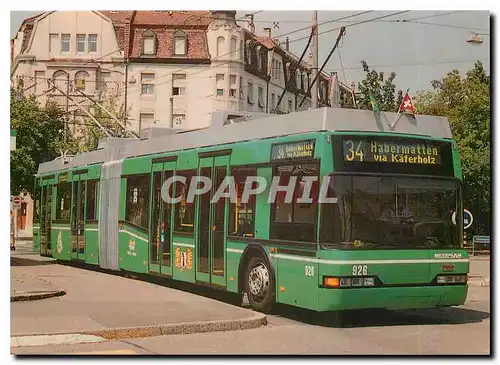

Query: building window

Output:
[77, 34, 86, 53]
[61, 34, 70, 53]
[230, 37, 237, 59]
[256, 46, 262, 70]
[296, 69, 301, 90]
[173, 114, 186, 127]
[139, 113, 154, 132]
[75, 70, 89, 91]
[142, 30, 156, 55]
[174, 170, 196, 234]
[247, 82, 254, 104]
[216, 74, 224, 96]
[49, 34, 58, 53]
[141, 73, 155, 95]
[173, 30, 187, 56]
[86, 180, 99, 221]
[270, 163, 319, 243]
[88, 34, 97, 52]
[216, 36, 225, 58]
[245, 40, 252, 65]
[172, 74, 186, 96]
[229, 75, 237, 98]
[271, 92, 276, 112]
[288, 99, 293, 113]
[240, 40, 244, 62]
[98, 70, 111, 92]
[52, 70, 68, 90]
[258, 86, 264, 109]
[125, 174, 150, 229]
[239, 76, 244, 99]
[229, 167, 257, 237]
[55, 182, 71, 221]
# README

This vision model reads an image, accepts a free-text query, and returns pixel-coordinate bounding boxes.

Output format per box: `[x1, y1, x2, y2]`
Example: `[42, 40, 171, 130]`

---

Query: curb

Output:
[13, 313, 268, 342]
[84, 312, 268, 340]
[11, 290, 66, 302]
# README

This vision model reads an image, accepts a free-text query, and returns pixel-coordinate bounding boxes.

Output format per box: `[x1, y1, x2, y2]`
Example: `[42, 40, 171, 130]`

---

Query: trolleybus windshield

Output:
[320, 175, 462, 250]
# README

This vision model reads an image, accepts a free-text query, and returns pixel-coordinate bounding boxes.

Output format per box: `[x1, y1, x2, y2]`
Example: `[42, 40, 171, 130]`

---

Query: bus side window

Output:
[125, 174, 150, 230]
[228, 167, 257, 237]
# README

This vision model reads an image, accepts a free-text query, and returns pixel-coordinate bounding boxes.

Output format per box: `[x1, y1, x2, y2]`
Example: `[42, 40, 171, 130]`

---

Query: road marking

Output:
[270, 254, 469, 265]
[11, 334, 106, 348]
[173, 242, 195, 248]
[67, 349, 137, 355]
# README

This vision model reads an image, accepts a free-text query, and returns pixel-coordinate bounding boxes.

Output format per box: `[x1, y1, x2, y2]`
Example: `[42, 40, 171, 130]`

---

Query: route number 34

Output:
[352, 265, 368, 276]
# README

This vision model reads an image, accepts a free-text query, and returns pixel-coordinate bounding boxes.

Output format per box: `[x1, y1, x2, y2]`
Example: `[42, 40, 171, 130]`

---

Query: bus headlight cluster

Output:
[437, 275, 467, 284]
[323, 276, 376, 288]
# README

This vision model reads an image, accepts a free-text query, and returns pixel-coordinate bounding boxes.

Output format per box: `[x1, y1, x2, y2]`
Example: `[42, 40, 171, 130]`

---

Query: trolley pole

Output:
[311, 10, 319, 109]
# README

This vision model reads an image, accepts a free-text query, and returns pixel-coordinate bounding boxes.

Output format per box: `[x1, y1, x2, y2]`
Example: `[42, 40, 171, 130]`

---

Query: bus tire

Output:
[244, 255, 275, 313]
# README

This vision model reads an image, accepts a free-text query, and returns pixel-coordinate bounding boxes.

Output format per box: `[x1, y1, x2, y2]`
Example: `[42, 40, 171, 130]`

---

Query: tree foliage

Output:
[343, 60, 403, 111]
[415, 61, 490, 235]
[10, 87, 72, 195]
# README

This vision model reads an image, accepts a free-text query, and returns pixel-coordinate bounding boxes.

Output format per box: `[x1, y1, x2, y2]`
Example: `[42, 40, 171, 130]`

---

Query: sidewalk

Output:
[468, 256, 490, 287]
[10, 256, 266, 344]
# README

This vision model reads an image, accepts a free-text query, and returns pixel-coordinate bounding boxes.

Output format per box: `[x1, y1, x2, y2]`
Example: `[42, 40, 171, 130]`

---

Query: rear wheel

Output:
[244, 255, 275, 313]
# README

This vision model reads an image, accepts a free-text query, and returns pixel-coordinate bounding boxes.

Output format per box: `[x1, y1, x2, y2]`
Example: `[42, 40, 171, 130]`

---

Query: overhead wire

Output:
[287, 10, 411, 45]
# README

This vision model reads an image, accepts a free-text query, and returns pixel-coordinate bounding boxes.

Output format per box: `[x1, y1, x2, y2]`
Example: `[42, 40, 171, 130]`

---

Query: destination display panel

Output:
[343, 138, 442, 165]
[333, 135, 455, 176]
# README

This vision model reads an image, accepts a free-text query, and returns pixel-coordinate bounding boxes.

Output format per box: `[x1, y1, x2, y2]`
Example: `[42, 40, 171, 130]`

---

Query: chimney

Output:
[350, 82, 356, 92]
[263, 27, 271, 38]
[245, 13, 255, 33]
[285, 37, 289, 51]
[124, 16, 131, 60]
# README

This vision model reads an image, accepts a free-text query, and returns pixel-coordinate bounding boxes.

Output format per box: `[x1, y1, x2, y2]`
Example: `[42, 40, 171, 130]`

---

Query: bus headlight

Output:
[437, 275, 467, 284]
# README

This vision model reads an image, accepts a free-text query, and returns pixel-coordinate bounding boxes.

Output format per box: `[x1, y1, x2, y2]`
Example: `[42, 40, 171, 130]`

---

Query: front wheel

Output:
[244, 256, 276, 313]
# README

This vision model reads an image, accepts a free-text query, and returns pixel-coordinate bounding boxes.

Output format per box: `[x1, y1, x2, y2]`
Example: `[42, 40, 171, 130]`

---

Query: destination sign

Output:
[342, 138, 442, 165]
[271, 140, 315, 161]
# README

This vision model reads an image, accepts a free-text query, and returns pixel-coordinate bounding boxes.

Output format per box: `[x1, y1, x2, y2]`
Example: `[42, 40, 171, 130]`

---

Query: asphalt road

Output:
[12, 284, 490, 355]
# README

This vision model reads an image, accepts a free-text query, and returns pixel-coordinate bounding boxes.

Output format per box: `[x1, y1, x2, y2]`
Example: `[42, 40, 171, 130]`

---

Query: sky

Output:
[10, 10, 490, 93]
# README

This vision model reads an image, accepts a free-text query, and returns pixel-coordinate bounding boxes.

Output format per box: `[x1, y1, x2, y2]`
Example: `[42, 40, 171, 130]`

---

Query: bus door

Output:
[40, 181, 53, 257]
[71, 172, 87, 261]
[149, 160, 175, 276]
[196, 155, 230, 287]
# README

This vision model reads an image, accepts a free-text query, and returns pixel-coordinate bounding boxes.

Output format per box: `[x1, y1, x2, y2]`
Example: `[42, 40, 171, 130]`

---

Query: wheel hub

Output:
[248, 263, 269, 297]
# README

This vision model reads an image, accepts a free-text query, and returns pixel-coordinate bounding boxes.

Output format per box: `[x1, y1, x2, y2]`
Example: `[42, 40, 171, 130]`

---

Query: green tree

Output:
[71, 92, 134, 153]
[415, 61, 490, 235]
[10, 87, 73, 196]
[347, 60, 403, 111]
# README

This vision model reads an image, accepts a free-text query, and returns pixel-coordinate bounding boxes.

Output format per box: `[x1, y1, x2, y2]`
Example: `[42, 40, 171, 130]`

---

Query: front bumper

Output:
[317, 284, 468, 311]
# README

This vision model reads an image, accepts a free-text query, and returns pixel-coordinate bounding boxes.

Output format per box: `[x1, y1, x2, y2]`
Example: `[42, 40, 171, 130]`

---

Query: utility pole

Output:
[311, 10, 319, 109]
[65, 74, 69, 143]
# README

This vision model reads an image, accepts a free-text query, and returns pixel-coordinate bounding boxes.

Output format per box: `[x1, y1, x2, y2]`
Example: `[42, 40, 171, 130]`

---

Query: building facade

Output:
[12, 10, 332, 134]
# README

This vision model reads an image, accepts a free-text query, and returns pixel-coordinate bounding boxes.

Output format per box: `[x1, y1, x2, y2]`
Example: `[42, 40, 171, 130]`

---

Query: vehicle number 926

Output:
[352, 265, 368, 276]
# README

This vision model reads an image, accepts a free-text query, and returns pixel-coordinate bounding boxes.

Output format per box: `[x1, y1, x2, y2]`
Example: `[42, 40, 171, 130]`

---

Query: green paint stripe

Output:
[173, 242, 195, 248]
[226, 248, 244, 254]
[119, 229, 148, 242]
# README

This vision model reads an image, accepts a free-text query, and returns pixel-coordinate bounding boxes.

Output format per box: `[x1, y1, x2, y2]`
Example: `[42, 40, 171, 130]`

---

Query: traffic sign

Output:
[452, 209, 473, 230]
[12, 196, 22, 208]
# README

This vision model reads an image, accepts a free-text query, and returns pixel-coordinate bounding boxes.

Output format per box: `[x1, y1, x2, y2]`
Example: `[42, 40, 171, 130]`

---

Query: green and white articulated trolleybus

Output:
[33, 107, 469, 313]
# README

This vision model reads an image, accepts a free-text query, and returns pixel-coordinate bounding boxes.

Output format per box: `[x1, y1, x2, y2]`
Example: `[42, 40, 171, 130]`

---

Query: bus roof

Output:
[37, 107, 452, 175]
